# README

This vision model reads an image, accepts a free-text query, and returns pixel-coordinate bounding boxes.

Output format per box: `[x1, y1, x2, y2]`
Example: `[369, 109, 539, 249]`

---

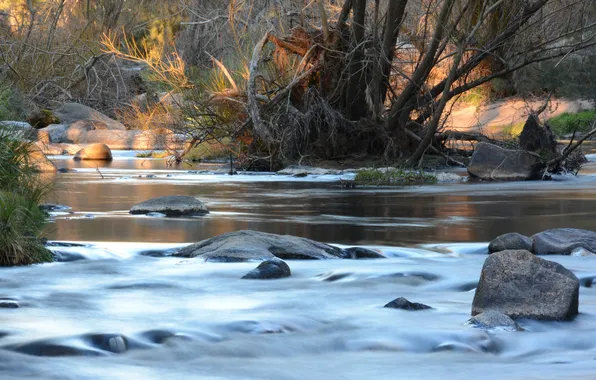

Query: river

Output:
[1, 151, 596, 379]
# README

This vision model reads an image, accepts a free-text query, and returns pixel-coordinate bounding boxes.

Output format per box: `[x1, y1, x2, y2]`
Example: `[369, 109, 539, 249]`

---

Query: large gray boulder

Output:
[54, 103, 125, 130]
[467, 142, 543, 181]
[488, 233, 533, 254]
[37, 124, 68, 144]
[532, 228, 596, 255]
[472, 250, 579, 320]
[174, 230, 344, 262]
[130, 196, 209, 217]
[0, 121, 36, 140]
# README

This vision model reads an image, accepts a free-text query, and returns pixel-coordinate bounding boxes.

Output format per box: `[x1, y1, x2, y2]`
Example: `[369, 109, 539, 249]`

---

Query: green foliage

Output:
[547, 110, 596, 136]
[355, 168, 437, 186]
[0, 125, 53, 266]
[185, 141, 230, 162]
[0, 82, 27, 121]
[500, 121, 526, 139]
[27, 109, 60, 129]
[0, 192, 52, 266]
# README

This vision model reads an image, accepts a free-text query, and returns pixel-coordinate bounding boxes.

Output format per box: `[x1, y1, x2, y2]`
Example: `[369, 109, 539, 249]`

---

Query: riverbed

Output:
[1, 152, 596, 379]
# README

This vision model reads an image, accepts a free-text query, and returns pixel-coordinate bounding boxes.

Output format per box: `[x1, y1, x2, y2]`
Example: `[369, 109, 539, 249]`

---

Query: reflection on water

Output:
[45, 153, 596, 245]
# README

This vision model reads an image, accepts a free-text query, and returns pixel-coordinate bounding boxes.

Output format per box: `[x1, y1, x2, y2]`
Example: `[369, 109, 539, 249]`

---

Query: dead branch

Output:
[547, 118, 596, 168]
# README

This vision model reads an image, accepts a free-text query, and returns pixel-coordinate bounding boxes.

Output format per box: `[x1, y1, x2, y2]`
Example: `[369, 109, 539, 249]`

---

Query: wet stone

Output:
[384, 297, 433, 311]
[0, 300, 19, 309]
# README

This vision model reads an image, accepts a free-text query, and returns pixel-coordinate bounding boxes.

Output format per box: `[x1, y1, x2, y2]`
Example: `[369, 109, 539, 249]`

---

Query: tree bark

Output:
[378, 0, 408, 104]
[345, 0, 368, 121]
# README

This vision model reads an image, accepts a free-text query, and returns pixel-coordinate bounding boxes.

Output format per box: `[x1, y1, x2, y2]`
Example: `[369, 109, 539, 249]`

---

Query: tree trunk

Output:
[378, 0, 408, 104]
[386, 0, 456, 133]
[345, 0, 368, 121]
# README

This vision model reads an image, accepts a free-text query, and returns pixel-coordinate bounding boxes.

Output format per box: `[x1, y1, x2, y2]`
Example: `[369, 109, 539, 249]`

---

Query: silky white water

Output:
[1, 152, 596, 379]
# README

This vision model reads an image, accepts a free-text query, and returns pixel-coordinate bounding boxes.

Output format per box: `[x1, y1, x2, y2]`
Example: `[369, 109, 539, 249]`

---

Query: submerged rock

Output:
[467, 311, 523, 332]
[73, 143, 113, 161]
[342, 247, 385, 259]
[384, 297, 433, 311]
[39, 204, 71, 213]
[0, 300, 20, 309]
[488, 232, 533, 254]
[241, 259, 291, 280]
[467, 142, 543, 181]
[472, 250, 579, 320]
[130, 196, 209, 217]
[532, 228, 596, 255]
[174, 230, 343, 262]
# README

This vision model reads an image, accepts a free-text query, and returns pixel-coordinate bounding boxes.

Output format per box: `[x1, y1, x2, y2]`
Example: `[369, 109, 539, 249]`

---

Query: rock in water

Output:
[488, 233, 533, 254]
[467, 142, 543, 181]
[467, 311, 523, 332]
[472, 250, 579, 320]
[242, 259, 291, 279]
[73, 143, 113, 161]
[532, 228, 596, 255]
[174, 230, 344, 262]
[384, 297, 433, 311]
[130, 196, 209, 217]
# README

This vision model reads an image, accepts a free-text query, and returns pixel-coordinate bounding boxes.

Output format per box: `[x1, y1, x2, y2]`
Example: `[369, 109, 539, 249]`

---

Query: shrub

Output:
[547, 110, 596, 136]
[0, 125, 53, 265]
[355, 168, 437, 186]
[0, 82, 27, 121]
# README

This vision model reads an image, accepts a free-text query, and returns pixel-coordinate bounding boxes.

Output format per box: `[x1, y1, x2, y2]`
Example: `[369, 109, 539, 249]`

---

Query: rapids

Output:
[1, 151, 596, 379]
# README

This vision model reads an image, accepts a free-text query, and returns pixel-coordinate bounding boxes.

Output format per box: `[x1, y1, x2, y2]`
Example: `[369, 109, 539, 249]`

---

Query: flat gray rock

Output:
[467, 142, 543, 181]
[130, 196, 209, 217]
[472, 250, 579, 321]
[488, 233, 533, 254]
[532, 228, 596, 255]
[174, 230, 343, 262]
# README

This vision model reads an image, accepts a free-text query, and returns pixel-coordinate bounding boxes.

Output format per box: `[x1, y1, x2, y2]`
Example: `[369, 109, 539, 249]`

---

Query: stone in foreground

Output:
[242, 259, 291, 280]
[467, 142, 543, 181]
[384, 297, 433, 311]
[73, 143, 113, 161]
[174, 230, 344, 262]
[130, 196, 209, 217]
[532, 228, 596, 255]
[472, 250, 579, 320]
[467, 311, 523, 332]
[488, 232, 533, 254]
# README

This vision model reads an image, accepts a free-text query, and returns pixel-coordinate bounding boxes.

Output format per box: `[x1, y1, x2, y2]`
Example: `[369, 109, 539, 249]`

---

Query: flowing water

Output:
[2, 152, 596, 379]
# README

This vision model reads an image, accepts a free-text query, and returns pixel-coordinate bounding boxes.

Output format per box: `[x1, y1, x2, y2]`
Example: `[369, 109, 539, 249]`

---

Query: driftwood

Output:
[403, 128, 465, 167]
[436, 131, 498, 144]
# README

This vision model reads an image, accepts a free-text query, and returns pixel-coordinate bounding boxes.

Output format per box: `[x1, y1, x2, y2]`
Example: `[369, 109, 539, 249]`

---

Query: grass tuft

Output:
[0, 125, 53, 265]
[547, 110, 596, 136]
[355, 168, 437, 186]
